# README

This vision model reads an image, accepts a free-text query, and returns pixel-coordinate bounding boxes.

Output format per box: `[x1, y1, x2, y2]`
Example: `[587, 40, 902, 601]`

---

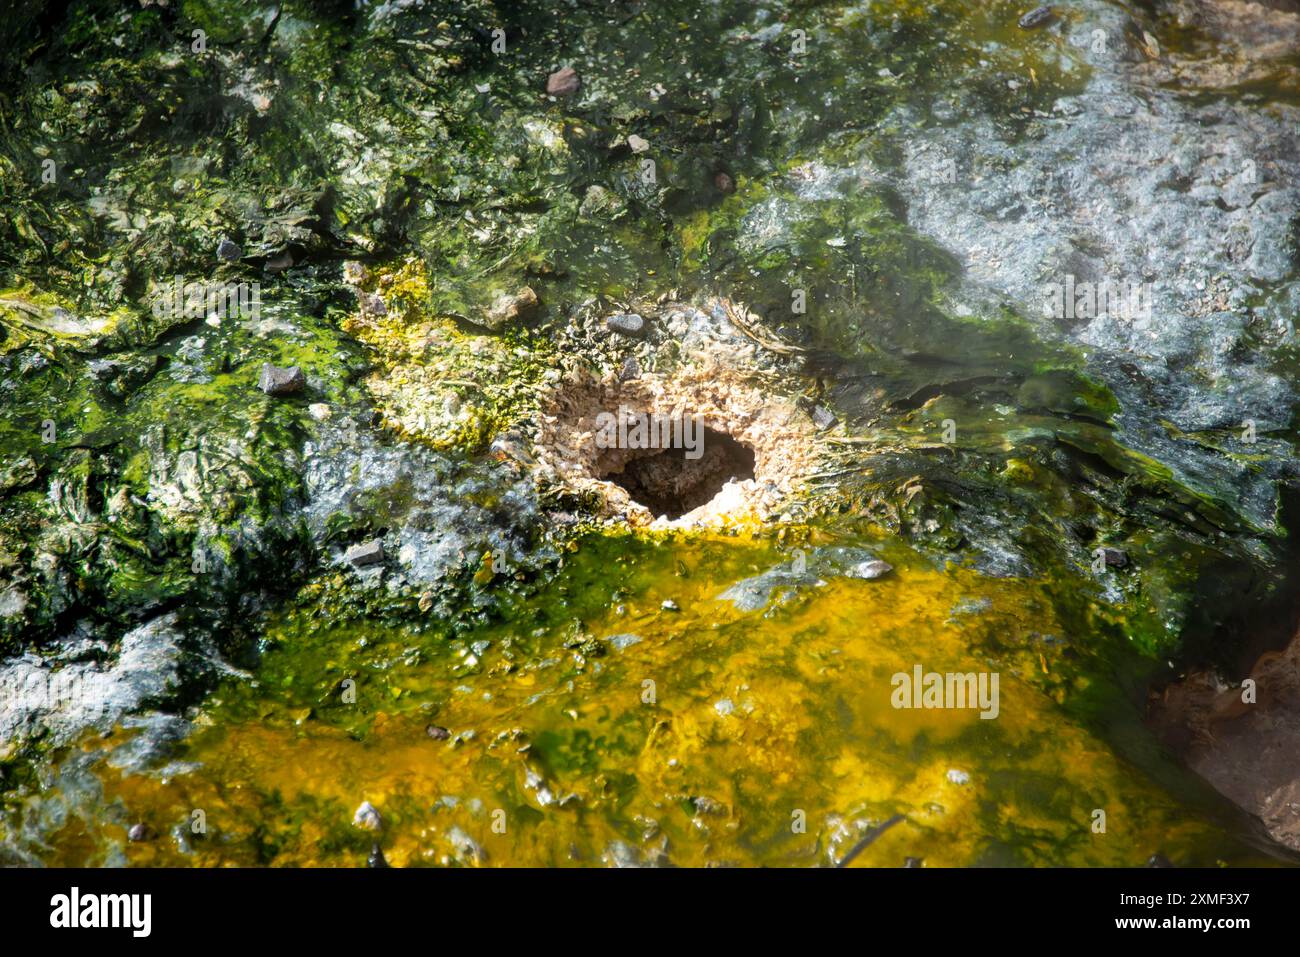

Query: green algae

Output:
[0, 0, 1297, 868]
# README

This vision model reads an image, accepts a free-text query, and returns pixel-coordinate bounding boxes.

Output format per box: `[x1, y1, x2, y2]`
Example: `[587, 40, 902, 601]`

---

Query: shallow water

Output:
[12, 533, 1277, 867]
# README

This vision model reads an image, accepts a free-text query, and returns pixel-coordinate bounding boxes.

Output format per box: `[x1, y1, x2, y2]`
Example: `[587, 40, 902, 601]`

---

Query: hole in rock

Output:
[600, 428, 756, 520]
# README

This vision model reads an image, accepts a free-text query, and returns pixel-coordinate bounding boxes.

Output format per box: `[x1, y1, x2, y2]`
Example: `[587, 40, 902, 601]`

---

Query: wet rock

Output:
[344, 539, 385, 568]
[425, 724, 451, 740]
[605, 313, 645, 337]
[216, 237, 242, 262]
[482, 286, 539, 332]
[302, 413, 547, 591]
[626, 134, 650, 154]
[342, 261, 368, 285]
[1098, 546, 1128, 568]
[1018, 5, 1055, 29]
[367, 843, 388, 868]
[810, 404, 836, 430]
[844, 557, 892, 580]
[607, 633, 643, 652]
[619, 355, 641, 381]
[546, 66, 580, 96]
[883, 13, 1300, 538]
[358, 291, 387, 317]
[447, 825, 485, 863]
[257, 362, 305, 396]
[88, 354, 162, 399]
[579, 184, 625, 219]
[718, 547, 892, 612]
[0, 612, 188, 747]
[265, 250, 294, 272]
[127, 823, 151, 842]
[661, 599, 679, 612]
[714, 171, 735, 193]
[353, 801, 382, 831]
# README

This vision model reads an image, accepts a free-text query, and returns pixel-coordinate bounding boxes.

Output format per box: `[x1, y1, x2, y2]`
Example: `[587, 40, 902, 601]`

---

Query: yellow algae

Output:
[341, 257, 552, 452]
[48, 534, 1263, 867]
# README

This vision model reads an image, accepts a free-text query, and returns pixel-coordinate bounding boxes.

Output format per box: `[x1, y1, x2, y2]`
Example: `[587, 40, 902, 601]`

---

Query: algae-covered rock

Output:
[1, 0, 1299, 868]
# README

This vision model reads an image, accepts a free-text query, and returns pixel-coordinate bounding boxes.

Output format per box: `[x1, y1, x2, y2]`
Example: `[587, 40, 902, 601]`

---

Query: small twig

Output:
[836, 814, 905, 868]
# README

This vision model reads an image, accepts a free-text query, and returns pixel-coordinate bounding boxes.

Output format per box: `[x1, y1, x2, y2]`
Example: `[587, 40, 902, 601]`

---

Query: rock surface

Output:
[258, 363, 306, 396]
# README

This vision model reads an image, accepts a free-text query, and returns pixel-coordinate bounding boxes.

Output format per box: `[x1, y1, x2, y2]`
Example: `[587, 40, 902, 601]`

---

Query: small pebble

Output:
[426, 724, 451, 740]
[353, 801, 383, 831]
[1018, 5, 1054, 29]
[661, 599, 679, 612]
[216, 238, 242, 262]
[127, 823, 150, 842]
[847, 558, 892, 580]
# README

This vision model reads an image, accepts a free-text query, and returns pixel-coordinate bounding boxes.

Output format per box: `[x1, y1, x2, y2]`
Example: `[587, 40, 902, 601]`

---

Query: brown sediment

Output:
[1148, 631, 1300, 850]
[532, 349, 822, 528]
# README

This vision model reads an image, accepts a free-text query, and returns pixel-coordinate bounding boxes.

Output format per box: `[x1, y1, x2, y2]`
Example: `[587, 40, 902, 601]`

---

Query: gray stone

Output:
[605, 313, 645, 337]
[216, 238, 242, 261]
[0, 612, 187, 748]
[811, 404, 836, 430]
[1018, 6, 1055, 29]
[344, 539, 385, 568]
[257, 362, 305, 396]
[607, 633, 643, 652]
[845, 558, 892, 580]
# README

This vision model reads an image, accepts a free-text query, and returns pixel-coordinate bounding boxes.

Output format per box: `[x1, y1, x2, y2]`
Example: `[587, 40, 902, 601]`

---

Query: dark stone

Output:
[1100, 546, 1128, 567]
[258, 362, 306, 396]
[426, 724, 451, 740]
[127, 823, 151, 842]
[714, 171, 735, 193]
[216, 238, 242, 261]
[265, 249, 294, 272]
